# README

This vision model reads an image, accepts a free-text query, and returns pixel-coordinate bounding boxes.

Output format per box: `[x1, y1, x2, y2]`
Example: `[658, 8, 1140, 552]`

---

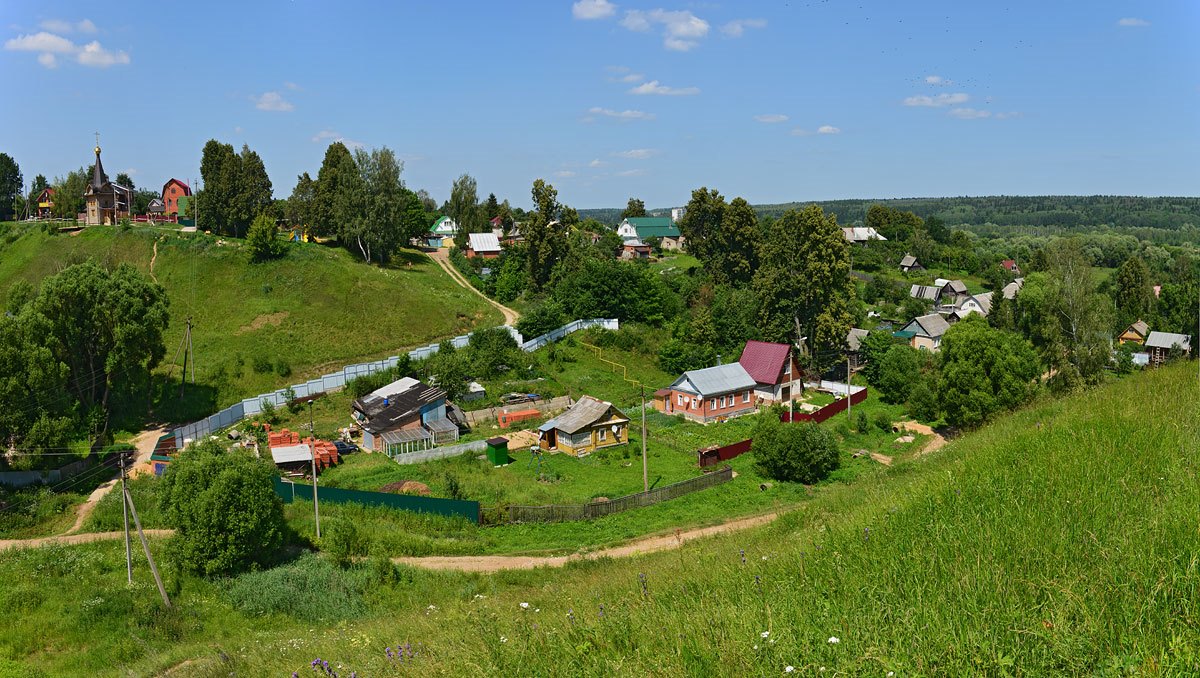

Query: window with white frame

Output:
[720, 396, 726, 408]
[678, 394, 685, 406]
[742, 391, 750, 403]
[709, 399, 716, 410]
[598, 428, 607, 442]
[784, 360, 792, 376]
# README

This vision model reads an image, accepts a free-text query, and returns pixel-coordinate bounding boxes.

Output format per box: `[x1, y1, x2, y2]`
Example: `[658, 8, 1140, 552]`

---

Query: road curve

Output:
[426, 248, 520, 326]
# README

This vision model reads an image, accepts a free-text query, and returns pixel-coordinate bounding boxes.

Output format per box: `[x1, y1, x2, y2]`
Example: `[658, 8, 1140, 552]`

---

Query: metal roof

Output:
[910, 284, 940, 301]
[1125, 320, 1149, 337]
[622, 217, 680, 239]
[270, 444, 312, 465]
[905, 313, 950, 338]
[542, 396, 628, 435]
[670, 362, 756, 398]
[1145, 331, 1192, 351]
[846, 328, 869, 352]
[842, 227, 886, 242]
[1002, 278, 1024, 300]
[900, 254, 919, 267]
[468, 232, 501, 252]
[738, 341, 791, 385]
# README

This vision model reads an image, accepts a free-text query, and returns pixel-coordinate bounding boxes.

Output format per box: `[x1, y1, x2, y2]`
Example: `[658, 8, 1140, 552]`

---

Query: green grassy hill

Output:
[2, 362, 1197, 675]
[0, 224, 502, 421]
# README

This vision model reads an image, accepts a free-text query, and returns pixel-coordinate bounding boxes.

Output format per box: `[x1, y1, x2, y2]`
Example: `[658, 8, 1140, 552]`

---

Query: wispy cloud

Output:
[589, 159, 607, 167]
[903, 92, 970, 107]
[721, 18, 766, 38]
[616, 168, 648, 177]
[613, 148, 658, 159]
[311, 130, 363, 148]
[254, 91, 294, 111]
[5, 28, 129, 68]
[621, 9, 709, 51]
[554, 170, 578, 178]
[39, 18, 97, 34]
[628, 80, 700, 96]
[573, 0, 617, 20]
[924, 75, 951, 86]
[588, 106, 656, 121]
[1117, 17, 1150, 27]
[754, 114, 788, 123]
[817, 125, 841, 135]
[790, 128, 811, 136]
[284, 81, 301, 91]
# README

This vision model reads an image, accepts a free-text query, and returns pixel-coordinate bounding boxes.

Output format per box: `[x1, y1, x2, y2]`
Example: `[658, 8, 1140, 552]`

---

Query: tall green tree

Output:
[234, 145, 273, 237]
[484, 192, 500, 220]
[0, 153, 21, 221]
[50, 168, 88, 219]
[621, 197, 647, 219]
[937, 316, 1039, 428]
[312, 142, 360, 239]
[677, 187, 727, 268]
[523, 179, 566, 290]
[1113, 255, 1155, 326]
[448, 173, 481, 250]
[709, 197, 759, 286]
[114, 172, 135, 190]
[285, 172, 316, 230]
[347, 146, 406, 262]
[198, 139, 240, 235]
[753, 205, 854, 368]
[30, 174, 49, 195]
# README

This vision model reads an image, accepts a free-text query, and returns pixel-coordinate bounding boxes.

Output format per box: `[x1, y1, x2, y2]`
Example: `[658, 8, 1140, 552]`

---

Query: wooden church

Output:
[84, 140, 133, 225]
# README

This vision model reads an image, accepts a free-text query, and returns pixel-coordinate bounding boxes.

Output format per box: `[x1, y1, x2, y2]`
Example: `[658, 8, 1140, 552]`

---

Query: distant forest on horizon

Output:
[579, 195, 1200, 238]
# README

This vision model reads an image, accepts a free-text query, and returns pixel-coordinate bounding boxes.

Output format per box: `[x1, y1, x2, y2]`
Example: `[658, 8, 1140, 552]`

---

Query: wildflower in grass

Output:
[755, 575, 761, 589]
[500, 636, 508, 643]
[385, 647, 392, 659]
[599, 603, 606, 618]
[568, 608, 575, 624]
[785, 667, 795, 673]
[293, 673, 299, 678]
[520, 602, 530, 609]
[639, 572, 649, 597]
[740, 549, 746, 564]
[754, 645, 759, 650]
[828, 636, 840, 644]
[761, 631, 770, 639]
[887, 673, 895, 677]
[864, 527, 870, 541]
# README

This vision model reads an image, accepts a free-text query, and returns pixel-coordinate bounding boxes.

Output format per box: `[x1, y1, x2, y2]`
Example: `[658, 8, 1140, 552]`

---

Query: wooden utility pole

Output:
[120, 453, 132, 584]
[178, 317, 193, 399]
[641, 384, 648, 493]
[124, 487, 170, 607]
[846, 357, 853, 422]
[310, 400, 321, 539]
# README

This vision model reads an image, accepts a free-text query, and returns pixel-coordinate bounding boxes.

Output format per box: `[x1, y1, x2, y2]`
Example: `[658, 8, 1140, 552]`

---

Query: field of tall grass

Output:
[1, 362, 1196, 675]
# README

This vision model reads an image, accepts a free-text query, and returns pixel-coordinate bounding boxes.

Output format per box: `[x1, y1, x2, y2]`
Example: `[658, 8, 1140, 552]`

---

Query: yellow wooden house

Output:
[537, 396, 629, 456]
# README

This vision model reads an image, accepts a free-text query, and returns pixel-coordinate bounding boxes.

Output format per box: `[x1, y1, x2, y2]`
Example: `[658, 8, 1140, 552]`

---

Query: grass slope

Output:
[0, 224, 502, 420]
[2, 364, 1197, 675]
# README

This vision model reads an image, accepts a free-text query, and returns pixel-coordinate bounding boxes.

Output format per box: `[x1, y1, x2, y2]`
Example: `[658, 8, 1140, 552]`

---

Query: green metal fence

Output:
[274, 478, 480, 523]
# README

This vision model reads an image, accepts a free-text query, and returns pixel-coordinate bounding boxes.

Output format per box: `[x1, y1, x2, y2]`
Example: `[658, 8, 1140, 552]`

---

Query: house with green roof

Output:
[616, 216, 685, 251]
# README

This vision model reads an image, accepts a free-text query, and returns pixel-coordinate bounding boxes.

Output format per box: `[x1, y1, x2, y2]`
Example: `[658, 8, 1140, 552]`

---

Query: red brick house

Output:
[162, 178, 191, 216]
[656, 362, 758, 424]
[738, 340, 803, 402]
[1001, 259, 1021, 274]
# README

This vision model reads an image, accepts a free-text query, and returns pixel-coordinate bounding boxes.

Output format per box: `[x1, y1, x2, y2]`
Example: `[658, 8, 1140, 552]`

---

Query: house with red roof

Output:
[1001, 259, 1021, 274]
[738, 340, 803, 403]
[162, 178, 191, 216]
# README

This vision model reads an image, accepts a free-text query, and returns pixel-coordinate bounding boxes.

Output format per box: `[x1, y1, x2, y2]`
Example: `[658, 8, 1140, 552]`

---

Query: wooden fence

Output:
[502, 465, 733, 523]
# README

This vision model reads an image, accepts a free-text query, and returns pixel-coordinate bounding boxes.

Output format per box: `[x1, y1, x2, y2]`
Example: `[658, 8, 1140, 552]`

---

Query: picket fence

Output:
[169, 319, 619, 449]
[502, 466, 734, 523]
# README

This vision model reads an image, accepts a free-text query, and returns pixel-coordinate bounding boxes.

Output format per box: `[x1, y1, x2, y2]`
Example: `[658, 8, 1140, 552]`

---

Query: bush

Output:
[873, 411, 893, 433]
[907, 378, 940, 422]
[323, 517, 368, 568]
[259, 399, 279, 425]
[251, 354, 273, 374]
[876, 345, 923, 404]
[516, 299, 567, 339]
[158, 440, 287, 576]
[223, 552, 368, 622]
[751, 415, 840, 484]
[444, 473, 465, 501]
[282, 386, 303, 415]
[247, 213, 283, 262]
[274, 359, 292, 378]
[855, 409, 869, 434]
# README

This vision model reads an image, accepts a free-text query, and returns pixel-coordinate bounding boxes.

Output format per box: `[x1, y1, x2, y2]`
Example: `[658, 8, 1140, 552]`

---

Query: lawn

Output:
[0, 224, 503, 423]
[2, 362, 1196, 675]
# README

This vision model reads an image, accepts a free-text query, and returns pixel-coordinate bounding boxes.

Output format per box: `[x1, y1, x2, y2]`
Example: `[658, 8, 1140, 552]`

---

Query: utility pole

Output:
[124, 486, 170, 607]
[178, 317, 193, 399]
[121, 453, 132, 584]
[641, 384, 648, 493]
[846, 357, 853, 422]
[310, 400, 321, 540]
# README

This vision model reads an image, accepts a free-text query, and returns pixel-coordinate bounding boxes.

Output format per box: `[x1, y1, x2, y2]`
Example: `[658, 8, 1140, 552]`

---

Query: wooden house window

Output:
[742, 391, 750, 403]
[678, 394, 685, 406]
[598, 428, 607, 442]
[709, 399, 716, 410]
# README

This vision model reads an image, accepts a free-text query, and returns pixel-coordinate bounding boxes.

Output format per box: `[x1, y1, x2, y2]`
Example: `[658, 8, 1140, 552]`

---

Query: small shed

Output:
[270, 443, 312, 474]
[538, 396, 629, 456]
[899, 253, 923, 272]
[486, 436, 511, 466]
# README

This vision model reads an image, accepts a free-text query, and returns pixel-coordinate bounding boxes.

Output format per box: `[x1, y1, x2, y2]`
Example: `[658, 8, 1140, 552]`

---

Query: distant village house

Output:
[656, 362, 758, 424]
[538, 396, 629, 456]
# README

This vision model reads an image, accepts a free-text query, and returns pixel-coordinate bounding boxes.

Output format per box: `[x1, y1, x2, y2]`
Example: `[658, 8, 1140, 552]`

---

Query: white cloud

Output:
[628, 80, 700, 96]
[817, 125, 841, 134]
[903, 92, 970, 107]
[554, 170, 577, 178]
[573, 0, 617, 20]
[6, 29, 129, 68]
[76, 41, 129, 67]
[254, 91, 294, 112]
[621, 9, 709, 51]
[790, 128, 811, 136]
[948, 108, 991, 119]
[721, 18, 766, 38]
[311, 130, 364, 148]
[39, 18, 97, 34]
[588, 106, 655, 121]
[617, 72, 643, 82]
[616, 168, 648, 177]
[754, 114, 788, 123]
[589, 159, 607, 167]
[1117, 17, 1150, 27]
[284, 81, 301, 91]
[613, 148, 658, 159]
[5, 31, 77, 53]
[924, 75, 951, 86]
[994, 111, 1022, 119]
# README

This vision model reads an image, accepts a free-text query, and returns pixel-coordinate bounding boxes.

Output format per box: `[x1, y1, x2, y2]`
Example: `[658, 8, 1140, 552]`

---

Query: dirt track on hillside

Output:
[895, 421, 947, 456]
[427, 249, 520, 325]
[392, 512, 780, 573]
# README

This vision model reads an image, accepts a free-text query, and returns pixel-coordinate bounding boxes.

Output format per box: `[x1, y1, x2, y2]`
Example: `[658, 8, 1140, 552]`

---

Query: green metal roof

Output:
[892, 330, 917, 339]
[625, 217, 680, 238]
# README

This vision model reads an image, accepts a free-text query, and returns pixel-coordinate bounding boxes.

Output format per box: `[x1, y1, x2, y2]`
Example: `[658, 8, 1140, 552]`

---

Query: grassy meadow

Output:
[3, 362, 1196, 675]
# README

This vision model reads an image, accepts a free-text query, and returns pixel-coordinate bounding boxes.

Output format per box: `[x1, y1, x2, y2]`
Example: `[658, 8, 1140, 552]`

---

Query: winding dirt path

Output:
[149, 237, 160, 282]
[0, 529, 175, 552]
[393, 512, 781, 573]
[895, 421, 947, 457]
[427, 249, 520, 326]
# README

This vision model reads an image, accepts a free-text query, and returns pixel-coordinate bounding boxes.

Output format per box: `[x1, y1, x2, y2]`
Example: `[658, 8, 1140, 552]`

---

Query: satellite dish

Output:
[611, 424, 620, 434]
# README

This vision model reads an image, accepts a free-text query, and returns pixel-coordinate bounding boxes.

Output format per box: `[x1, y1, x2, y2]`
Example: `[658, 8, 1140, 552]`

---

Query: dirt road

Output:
[0, 529, 175, 552]
[895, 421, 947, 456]
[393, 512, 780, 573]
[427, 249, 520, 326]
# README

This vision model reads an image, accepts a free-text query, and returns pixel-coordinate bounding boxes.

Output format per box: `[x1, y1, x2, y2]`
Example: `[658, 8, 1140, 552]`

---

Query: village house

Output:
[948, 292, 994, 322]
[1117, 320, 1150, 346]
[621, 239, 651, 259]
[910, 284, 941, 302]
[616, 216, 685, 251]
[537, 396, 629, 456]
[842, 226, 886, 245]
[738, 340, 803, 402]
[846, 328, 870, 371]
[83, 143, 133, 225]
[146, 197, 166, 218]
[466, 232, 502, 258]
[432, 216, 458, 237]
[1002, 278, 1024, 300]
[34, 187, 54, 218]
[351, 377, 459, 455]
[161, 178, 191, 216]
[899, 254, 924, 273]
[936, 280, 971, 308]
[898, 313, 951, 351]
[1144, 331, 1192, 367]
[1001, 259, 1021, 275]
[657, 362, 758, 424]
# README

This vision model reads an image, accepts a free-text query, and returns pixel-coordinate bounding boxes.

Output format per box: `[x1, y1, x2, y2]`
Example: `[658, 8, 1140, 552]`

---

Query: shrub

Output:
[751, 415, 840, 484]
[873, 411, 893, 433]
[274, 359, 292, 378]
[876, 345, 923, 404]
[323, 517, 368, 568]
[907, 378, 940, 422]
[855, 409, 869, 434]
[158, 440, 287, 576]
[516, 299, 567, 339]
[259, 399, 279, 425]
[223, 553, 368, 622]
[282, 386, 303, 415]
[444, 473, 465, 501]
[251, 354, 273, 374]
[247, 213, 283, 262]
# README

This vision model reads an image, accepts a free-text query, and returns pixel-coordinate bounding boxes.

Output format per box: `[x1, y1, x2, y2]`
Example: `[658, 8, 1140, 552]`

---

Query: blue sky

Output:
[2, 1, 1197, 209]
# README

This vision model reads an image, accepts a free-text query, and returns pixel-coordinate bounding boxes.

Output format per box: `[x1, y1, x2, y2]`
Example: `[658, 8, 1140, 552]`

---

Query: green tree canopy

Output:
[0, 153, 22, 221]
[751, 414, 840, 484]
[285, 172, 316, 231]
[1113, 255, 1155, 327]
[677, 187, 726, 270]
[938, 316, 1040, 428]
[312, 142, 361, 239]
[247, 213, 284, 262]
[159, 440, 286, 577]
[620, 197, 647, 219]
[876, 344, 923, 404]
[523, 179, 567, 290]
